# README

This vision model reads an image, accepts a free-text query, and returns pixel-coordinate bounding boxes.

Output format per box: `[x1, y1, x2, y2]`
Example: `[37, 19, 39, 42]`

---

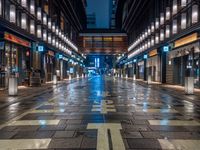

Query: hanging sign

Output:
[4, 32, 31, 48]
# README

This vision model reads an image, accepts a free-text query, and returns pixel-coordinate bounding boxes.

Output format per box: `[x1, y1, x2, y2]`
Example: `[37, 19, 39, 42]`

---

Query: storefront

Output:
[0, 32, 31, 88]
[167, 33, 200, 88]
[44, 50, 55, 82]
[147, 49, 161, 82]
[137, 60, 145, 79]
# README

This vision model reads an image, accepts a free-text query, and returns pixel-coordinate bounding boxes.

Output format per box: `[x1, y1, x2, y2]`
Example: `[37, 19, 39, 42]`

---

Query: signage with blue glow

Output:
[58, 54, 63, 59]
[143, 54, 148, 59]
[38, 46, 44, 52]
[163, 46, 169, 52]
[133, 59, 137, 62]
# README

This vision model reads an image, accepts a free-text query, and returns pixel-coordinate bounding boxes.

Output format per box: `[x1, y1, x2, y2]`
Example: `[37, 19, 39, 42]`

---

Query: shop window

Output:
[181, 13, 187, 29]
[30, 0, 35, 15]
[10, 4, 16, 23]
[30, 20, 35, 34]
[21, 13, 27, 29]
[192, 5, 198, 24]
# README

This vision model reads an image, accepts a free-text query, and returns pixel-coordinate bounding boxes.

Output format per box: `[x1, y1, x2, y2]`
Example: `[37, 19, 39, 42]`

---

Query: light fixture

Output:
[192, 5, 198, 24]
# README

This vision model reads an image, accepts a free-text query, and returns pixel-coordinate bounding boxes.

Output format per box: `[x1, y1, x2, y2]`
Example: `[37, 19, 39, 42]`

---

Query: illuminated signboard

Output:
[38, 46, 44, 52]
[163, 46, 169, 52]
[174, 33, 198, 48]
[4, 32, 31, 48]
[143, 54, 148, 59]
[58, 54, 63, 59]
[149, 49, 158, 57]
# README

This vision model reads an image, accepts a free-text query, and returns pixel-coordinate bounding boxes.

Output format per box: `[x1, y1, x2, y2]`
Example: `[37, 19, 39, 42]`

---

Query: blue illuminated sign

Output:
[143, 54, 148, 59]
[133, 59, 137, 62]
[38, 46, 44, 52]
[58, 54, 63, 59]
[163, 46, 169, 52]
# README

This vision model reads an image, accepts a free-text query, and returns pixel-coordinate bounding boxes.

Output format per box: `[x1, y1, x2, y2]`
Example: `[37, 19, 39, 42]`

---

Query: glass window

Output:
[21, 13, 27, 29]
[172, 19, 177, 34]
[181, 13, 187, 29]
[37, 25, 42, 38]
[172, 0, 177, 15]
[37, 7, 42, 20]
[0, 0, 2, 16]
[10, 5, 16, 23]
[192, 5, 198, 24]
[30, 20, 35, 34]
[21, 0, 27, 8]
[30, 0, 35, 15]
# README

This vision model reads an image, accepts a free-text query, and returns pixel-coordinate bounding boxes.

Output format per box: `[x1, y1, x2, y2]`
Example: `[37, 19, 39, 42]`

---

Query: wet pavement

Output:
[0, 76, 200, 149]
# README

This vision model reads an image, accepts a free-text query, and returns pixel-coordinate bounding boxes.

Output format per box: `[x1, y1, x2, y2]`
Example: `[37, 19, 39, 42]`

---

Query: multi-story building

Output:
[0, 0, 86, 89]
[87, 13, 96, 29]
[116, 0, 200, 88]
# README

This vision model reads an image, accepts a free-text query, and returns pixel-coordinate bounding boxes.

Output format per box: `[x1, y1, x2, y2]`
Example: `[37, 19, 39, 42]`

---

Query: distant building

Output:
[109, 0, 117, 29]
[87, 13, 96, 28]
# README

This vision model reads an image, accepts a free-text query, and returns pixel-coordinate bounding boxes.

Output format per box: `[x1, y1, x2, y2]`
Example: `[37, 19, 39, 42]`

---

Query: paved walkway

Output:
[0, 76, 200, 149]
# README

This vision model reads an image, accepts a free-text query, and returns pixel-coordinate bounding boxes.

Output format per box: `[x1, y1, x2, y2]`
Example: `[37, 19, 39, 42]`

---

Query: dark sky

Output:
[86, 0, 110, 28]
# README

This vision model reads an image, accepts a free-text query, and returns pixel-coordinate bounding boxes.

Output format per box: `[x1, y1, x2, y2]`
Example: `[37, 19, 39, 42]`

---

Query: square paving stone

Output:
[80, 137, 97, 149]
[53, 131, 75, 138]
[127, 139, 162, 149]
[48, 137, 83, 149]
[121, 131, 143, 138]
[13, 131, 55, 139]
[0, 131, 17, 139]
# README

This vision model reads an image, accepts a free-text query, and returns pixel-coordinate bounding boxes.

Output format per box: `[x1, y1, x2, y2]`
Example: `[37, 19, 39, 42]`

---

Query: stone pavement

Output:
[0, 76, 200, 149]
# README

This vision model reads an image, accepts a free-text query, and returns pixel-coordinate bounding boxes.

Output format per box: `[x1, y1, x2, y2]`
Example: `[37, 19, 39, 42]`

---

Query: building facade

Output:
[117, 0, 200, 88]
[0, 0, 86, 89]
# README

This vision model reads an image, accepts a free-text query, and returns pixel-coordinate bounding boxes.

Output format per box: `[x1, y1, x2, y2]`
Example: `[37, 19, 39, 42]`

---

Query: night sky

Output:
[86, 0, 110, 28]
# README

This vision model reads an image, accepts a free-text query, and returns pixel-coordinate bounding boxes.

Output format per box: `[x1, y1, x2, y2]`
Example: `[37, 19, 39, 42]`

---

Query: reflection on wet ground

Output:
[0, 76, 200, 149]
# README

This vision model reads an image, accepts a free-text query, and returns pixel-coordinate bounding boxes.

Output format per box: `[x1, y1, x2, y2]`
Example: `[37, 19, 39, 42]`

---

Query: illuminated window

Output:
[172, 19, 177, 34]
[160, 29, 164, 41]
[165, 25, 170, 38]
[181, 13, 187, 29]
[181, 0, 187, 7]
[155, 33, 159, 44]
[52, 22, 55, 32]
[30, 20, 35, 34]
[10, 5, 16, 23]
[44, 4, 49, 14]
[52, 36, 55, 46]
[151, 22, 155, 33]
[172, 0, 177, 15]
[48, 18, 51, 29]
[30, 0, 35, 15]
[43, 29, 47, 41]
[37, 7, 42, 20]
[192, 5, 198, 24]
[151, 36, 154, 46]
[166, 7, 170, 20]
[43, 13, 47, 25]
[21, 13, 27, 29]
[37, 25, 42, 38]
[160, 13, 164, 25]
[155, 18, 159, 29]
[48, 33, 51, 44]
[21, 0, 27, 8]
